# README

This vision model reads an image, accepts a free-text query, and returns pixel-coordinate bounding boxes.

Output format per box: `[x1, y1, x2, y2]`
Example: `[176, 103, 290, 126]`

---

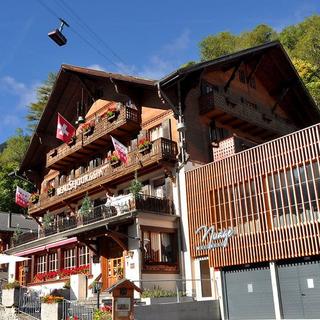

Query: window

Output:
[239, 70, 246, 83]
[268, 162, 320, 228]
[149, 125, 163, 142]
[79, 246, 90, 266]
[152, 177, 165, 198]
[37, 255, 47, 273]
[48, 252, 58, 272]
[63, 248, 76, 269]
[201, 81, 219, 95]
[143, 230, 177, 265]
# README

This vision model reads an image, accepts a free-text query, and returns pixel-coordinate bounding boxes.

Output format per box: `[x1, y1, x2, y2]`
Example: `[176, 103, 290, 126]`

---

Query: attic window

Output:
[239, 70, 246, 83]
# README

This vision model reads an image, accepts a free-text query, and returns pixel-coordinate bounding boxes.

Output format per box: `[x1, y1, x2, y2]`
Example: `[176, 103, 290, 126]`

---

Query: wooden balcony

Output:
[30, 138, 177, 215]
[46, 106, 140, 170]
[199, 92, 297, 138]
[12, 196, 175, 247]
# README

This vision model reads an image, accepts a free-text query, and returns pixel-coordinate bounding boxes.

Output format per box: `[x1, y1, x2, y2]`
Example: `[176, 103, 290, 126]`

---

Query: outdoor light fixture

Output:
[48, 18, 69, 46]
[94, 281, 103, 309]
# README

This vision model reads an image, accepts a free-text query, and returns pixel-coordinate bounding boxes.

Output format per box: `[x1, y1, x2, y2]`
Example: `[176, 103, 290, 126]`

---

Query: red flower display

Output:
[34, 265, 89, 282]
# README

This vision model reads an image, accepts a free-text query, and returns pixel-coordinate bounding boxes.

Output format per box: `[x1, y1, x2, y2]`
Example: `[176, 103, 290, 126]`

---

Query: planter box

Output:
[138, 144, 152, 155]
[141, 296, 194, 305]
[107, 112, 119, 122]
[110, 160, 121, 168]
[41, 302, 62, 320]
[1, 288, 20, 307]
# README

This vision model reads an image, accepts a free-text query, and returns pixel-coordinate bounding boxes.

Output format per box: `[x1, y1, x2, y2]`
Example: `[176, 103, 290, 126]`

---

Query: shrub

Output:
[41, 295, 64, 303]
[93, 307, 112, 320]
[3, 281, 20, 289]
[141, 286, 177, 298]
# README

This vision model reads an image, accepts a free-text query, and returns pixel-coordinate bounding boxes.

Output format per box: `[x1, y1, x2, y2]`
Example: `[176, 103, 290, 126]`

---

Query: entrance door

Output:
[101, 256, 124, 290]
[107, 257, 124, 288]
[224, 266, 275, 319]
[278, 260, 320, 319]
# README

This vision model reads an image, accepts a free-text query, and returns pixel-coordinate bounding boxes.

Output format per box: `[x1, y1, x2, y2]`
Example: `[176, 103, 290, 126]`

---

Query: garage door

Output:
[278, 260, 320, 319]
[224, 266, 275, 319]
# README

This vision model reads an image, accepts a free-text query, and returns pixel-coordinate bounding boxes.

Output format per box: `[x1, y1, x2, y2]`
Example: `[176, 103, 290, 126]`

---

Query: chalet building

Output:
[5, 40, 320, 318]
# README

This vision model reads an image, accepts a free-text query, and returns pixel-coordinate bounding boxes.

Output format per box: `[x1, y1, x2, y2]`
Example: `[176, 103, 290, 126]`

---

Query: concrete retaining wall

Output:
[135, 300, 220, 320]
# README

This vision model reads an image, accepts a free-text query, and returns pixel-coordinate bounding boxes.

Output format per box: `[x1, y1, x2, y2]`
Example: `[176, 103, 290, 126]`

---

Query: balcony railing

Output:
[46, 106, 140, 169]
[199, 92, 297, 135]
[12, 196, 175, 247]
[30, 138, 177, 214]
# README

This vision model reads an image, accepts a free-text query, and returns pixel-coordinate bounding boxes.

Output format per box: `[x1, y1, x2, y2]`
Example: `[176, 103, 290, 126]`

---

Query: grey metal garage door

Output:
[224, 266, 275, 319]
[278, 260, 320, 319]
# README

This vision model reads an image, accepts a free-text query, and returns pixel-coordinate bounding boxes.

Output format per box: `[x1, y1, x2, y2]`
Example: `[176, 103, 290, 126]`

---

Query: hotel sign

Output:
[56, 166, 106, 196]
[195, 225, 234, 250]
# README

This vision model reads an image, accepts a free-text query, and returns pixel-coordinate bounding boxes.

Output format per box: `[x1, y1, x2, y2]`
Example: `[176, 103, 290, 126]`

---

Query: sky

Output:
[0, 0, 319, 144]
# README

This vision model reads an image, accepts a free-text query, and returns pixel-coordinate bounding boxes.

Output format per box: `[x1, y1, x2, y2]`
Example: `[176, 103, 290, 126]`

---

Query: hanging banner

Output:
[15, 186, 31, 208]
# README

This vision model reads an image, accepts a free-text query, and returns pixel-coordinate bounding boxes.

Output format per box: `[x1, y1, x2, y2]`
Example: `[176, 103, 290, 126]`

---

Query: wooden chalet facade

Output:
[6, 65, 181, 293]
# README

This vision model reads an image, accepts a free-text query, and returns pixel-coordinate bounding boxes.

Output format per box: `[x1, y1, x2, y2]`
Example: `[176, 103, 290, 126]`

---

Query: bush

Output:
[93, 307, 112, 320]
[3, 281, 20, 289]
[141, 286, 177, 298]
[41, 295, 64, 303]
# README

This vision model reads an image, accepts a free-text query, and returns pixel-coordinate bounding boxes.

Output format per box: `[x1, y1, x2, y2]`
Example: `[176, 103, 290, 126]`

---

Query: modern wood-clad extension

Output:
[186, 123, 320, 267]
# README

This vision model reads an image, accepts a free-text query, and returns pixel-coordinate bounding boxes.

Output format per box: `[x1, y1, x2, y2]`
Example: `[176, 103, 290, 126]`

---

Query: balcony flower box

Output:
[81, 121, 95, 136]
[106, 105, 119, 122]
[138, 138, 152, 155]
[29, 193, 39, 204]
[46, 186, 55, 197]
[108, 152, 121, 168]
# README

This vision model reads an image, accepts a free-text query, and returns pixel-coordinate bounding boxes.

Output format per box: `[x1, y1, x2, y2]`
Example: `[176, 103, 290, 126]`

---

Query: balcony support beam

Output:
[105, 231, 128, 251]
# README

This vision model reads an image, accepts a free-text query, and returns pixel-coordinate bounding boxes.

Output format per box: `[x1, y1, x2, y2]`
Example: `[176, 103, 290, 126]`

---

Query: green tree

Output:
[199, 31, 237, 61]
[0, 129, 31, 213]
[26, 72, 56, 132]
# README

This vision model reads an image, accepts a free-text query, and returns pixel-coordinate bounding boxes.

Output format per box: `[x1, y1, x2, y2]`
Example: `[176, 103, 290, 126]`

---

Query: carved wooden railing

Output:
[199, 92, 297, 135]
[30, 138, 177, 214]
[46, 106, 140, 168]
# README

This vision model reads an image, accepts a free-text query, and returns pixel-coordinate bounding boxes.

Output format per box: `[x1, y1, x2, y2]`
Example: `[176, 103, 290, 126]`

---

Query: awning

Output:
[15, 237, 78, 257]
[0, 254, 30, 264]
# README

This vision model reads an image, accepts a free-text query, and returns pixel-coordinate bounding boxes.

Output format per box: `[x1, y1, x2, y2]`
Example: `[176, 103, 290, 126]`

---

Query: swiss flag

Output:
[56, 113, 76, 143]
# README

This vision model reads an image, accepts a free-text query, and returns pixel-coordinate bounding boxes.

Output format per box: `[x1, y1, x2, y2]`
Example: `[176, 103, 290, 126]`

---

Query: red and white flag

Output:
[15, 186, 31, 208]
[111, 136, 128, 163]
[56, 113, 76, 143]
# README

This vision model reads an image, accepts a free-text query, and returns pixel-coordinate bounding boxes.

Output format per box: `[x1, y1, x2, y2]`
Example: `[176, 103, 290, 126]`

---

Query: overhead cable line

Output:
[36, 0, 120, 69]
[55, 0, 126, 65]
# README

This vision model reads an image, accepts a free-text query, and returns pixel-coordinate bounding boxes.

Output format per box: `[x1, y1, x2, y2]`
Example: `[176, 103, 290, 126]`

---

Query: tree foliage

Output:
[26, 72, 56, 132]
[0, 130, 31, 213]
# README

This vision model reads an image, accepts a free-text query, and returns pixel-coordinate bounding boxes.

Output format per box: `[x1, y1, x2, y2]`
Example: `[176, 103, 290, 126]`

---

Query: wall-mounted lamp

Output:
[127, 251, 134, 258]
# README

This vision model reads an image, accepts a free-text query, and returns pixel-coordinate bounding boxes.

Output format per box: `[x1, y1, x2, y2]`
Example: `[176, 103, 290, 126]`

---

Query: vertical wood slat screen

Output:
[186, 123, 320, 267]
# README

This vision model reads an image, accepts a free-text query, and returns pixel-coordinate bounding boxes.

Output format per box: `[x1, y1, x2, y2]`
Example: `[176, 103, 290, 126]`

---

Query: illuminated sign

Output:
[195, 225, 234, 250]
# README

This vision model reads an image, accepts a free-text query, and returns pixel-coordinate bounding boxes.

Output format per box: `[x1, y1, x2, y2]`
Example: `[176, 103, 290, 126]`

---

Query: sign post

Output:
[107, 278, 142, 320]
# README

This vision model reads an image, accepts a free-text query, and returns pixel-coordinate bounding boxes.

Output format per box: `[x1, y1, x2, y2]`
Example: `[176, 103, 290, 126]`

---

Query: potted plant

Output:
[108, 151, 121, 167]
[1, 281, 20, 307]
[46, 185, 55, 197]
[138, 138, 152, 154]
[81, 121, 95, 136]
[106, 104, 119, 122]
[12, 226, 22, 245]
[29, 192, 40, 204]
[129, 171, 143, 199]
[78, 193, 93, 218]
[67, 135, 77, 146]
[41, 295, 64, 320]
[43, 212, 55, 229]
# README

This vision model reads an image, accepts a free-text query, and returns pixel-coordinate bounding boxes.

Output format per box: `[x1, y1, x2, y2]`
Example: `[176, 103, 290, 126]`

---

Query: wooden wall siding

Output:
[186, 123, 320, 268]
